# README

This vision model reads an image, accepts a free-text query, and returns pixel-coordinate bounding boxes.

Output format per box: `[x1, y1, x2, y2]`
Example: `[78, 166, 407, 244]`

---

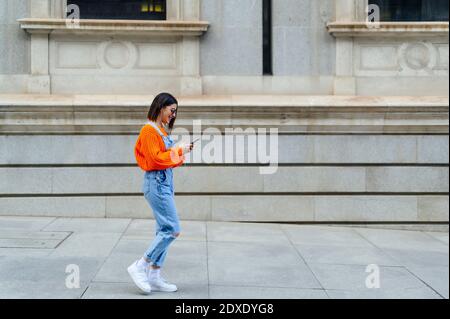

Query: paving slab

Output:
[425, 232, 449, 245]
[209, 285, 329, 299]
[294, 244, 401, 266]
[50, 232, 123, 258]
[281, 225, 374, 248]
[0, 217, 447, 299]
[82, 282, 209, 299]
[0, 256, 103, 299]
[0, 238, 65, 249]
[308, 263, 432, 291]
[0, 216, 56, 231]
[326, 287, 442, 299]
[207, 241, 322, 289]
[404, 265, 449, 299]
[355, 228, 449, 252]
[43, 217, 131, 233]
[206, 222, 291, 244]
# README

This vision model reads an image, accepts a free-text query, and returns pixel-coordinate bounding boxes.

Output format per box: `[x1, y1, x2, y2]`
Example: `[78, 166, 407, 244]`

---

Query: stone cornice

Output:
[18, 18, 209, 36]
[1, 94, 447, 109]
[0, 95, 448, 134]
[327, 21, 449, 37]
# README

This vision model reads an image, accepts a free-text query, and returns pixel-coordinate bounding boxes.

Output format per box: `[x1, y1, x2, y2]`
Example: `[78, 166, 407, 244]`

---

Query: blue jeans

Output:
[142, 169, 181, 267]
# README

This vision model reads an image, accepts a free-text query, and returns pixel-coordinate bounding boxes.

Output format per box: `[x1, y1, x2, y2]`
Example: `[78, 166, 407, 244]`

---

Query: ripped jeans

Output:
[142, 169, 181, 267]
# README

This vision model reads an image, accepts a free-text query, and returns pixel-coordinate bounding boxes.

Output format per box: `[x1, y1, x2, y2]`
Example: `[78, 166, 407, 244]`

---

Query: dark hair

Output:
[147, 92, 178, 131]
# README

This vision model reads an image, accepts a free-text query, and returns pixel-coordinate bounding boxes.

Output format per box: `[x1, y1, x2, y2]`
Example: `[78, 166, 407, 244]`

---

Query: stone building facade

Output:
[0, 0, 448, 224]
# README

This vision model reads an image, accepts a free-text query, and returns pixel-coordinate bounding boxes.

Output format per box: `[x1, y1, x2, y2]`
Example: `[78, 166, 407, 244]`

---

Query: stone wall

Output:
[0, 0, 448, 95]
[0, 0, 30, 93]
[0, 95, 448, 223]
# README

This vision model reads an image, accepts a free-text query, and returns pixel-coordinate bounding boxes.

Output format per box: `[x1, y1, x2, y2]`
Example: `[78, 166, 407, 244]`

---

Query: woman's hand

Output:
[179, 143, 194, 154]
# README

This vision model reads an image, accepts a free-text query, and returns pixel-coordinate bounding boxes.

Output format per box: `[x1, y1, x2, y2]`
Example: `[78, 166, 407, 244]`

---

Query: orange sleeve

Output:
[145, 131, 185, 169]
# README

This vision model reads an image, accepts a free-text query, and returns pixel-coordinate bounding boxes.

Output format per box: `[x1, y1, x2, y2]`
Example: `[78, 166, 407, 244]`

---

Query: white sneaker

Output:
[148, 275, 178, 292]
[127, 261, 152, 294]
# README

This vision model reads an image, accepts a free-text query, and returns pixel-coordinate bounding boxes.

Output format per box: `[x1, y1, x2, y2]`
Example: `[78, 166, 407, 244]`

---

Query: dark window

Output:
[67, 0, 167, 20]
[262, 0, 272, 75]
[369, 0, 449, 21]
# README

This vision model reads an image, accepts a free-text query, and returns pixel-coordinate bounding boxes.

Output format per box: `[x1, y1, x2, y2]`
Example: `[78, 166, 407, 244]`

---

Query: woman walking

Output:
[128, 93, 193, 294]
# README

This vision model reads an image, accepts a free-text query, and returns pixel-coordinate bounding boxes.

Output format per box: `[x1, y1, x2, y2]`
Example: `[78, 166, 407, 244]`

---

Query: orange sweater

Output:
[134, 124, 185, 171]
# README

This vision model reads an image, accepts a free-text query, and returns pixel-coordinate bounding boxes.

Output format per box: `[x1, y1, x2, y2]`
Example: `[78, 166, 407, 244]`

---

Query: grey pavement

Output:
[0, 216, 448, 299]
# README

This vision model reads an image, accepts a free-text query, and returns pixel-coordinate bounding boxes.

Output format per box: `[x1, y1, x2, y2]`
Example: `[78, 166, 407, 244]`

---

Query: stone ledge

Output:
[0, 95, 447, 134]
[1, 166, 448, 194]
[18, 18, 209, 36]
[0, 94, 448, 108]
[327, 21, 449, 37]
[0, 195, 448, 222]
